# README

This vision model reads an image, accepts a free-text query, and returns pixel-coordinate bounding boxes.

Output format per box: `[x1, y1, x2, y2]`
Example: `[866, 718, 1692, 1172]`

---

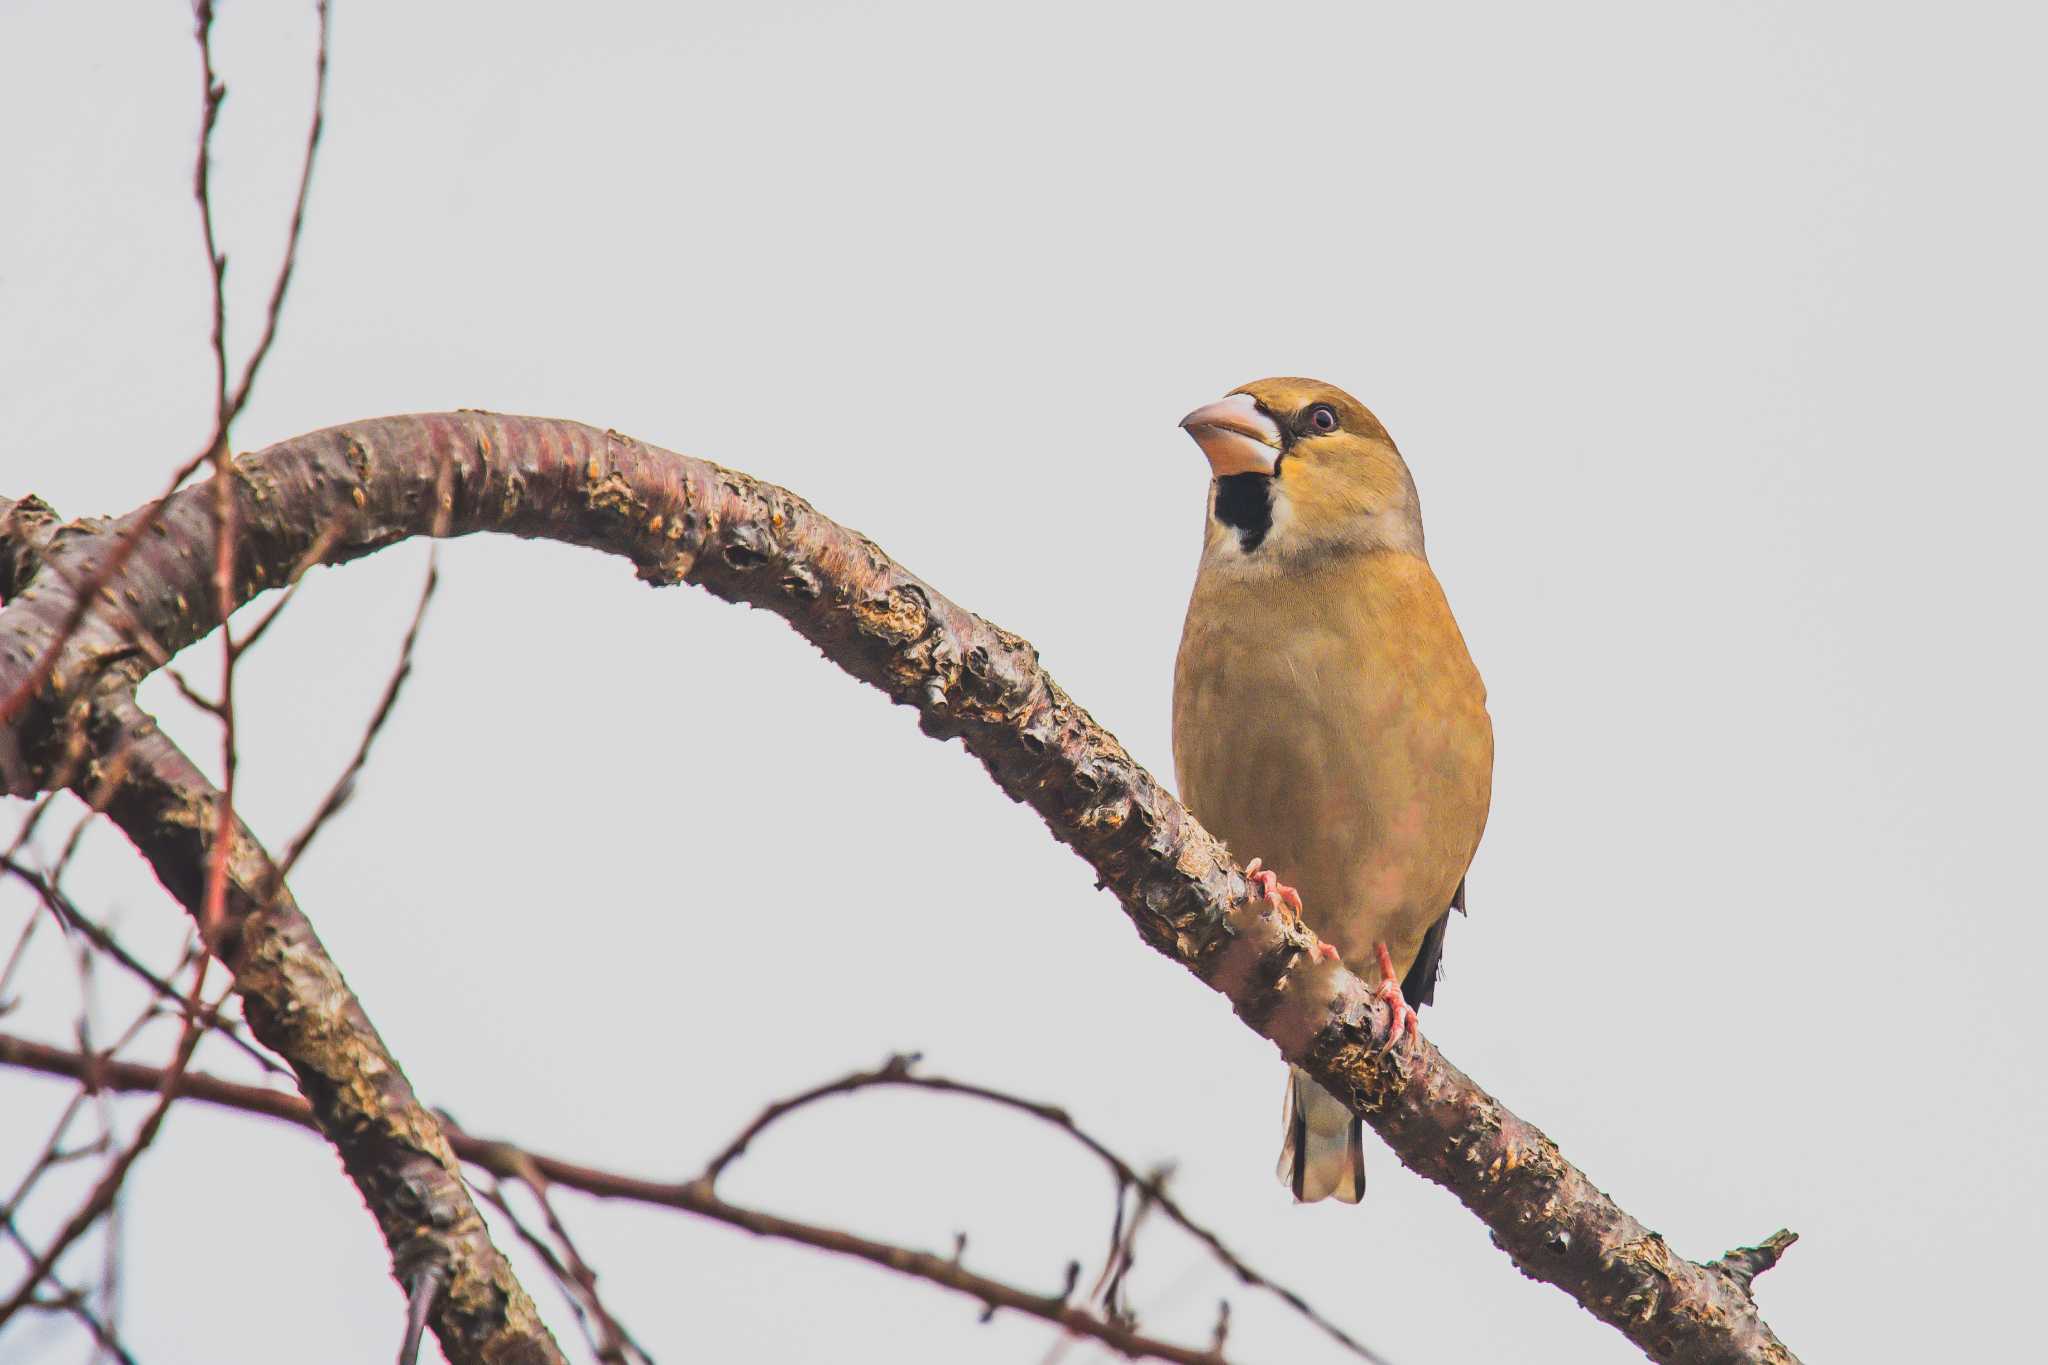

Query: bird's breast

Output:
[1171, 551, 1493, 971]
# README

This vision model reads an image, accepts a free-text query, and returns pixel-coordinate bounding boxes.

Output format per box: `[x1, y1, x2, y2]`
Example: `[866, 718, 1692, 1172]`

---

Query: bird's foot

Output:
[1372, 943, 1420, 1051]
[1243, 857, 1303, 916]
[1243, 859, 1340, 961]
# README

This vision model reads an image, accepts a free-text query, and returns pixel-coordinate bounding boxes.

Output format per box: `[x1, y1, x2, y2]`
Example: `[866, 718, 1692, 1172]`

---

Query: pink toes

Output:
[1373, 943, 1421, 1050]
[1243, 857, 1305, 917]
[1242, 858, 1343, 963]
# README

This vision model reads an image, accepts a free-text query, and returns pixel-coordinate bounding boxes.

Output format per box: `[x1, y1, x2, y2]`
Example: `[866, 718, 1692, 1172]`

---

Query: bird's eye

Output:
[1306, 404, 1339, 433]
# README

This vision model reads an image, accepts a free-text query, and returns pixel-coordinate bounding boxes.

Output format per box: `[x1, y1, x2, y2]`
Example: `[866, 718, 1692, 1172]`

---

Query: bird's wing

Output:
[1398, 882, 1462, 1009]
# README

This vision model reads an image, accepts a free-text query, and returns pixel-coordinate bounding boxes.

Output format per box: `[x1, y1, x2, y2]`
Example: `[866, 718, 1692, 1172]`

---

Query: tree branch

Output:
[0, 1034, 1240, 1365]
[0, 413, 1800, 1363]
[697, 1052, 1382, 1362]
[71, 687, 564, 1365]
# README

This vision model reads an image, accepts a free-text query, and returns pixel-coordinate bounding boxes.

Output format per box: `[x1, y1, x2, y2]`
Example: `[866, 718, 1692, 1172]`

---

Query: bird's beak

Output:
[1179, 393, 1282, 477]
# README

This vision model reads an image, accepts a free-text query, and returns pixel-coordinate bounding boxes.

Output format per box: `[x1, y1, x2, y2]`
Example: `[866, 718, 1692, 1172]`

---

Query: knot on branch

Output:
[1710, 1229, 1799, 1297]
[0, 495, 60, 599]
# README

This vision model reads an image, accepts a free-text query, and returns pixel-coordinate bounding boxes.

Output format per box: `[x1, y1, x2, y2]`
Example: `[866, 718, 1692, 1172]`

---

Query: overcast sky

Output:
[3, 2, 2044, 1362]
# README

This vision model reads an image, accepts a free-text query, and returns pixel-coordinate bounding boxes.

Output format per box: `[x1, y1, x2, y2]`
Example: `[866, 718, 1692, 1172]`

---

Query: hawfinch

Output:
[1171, 378, 1493, 1203]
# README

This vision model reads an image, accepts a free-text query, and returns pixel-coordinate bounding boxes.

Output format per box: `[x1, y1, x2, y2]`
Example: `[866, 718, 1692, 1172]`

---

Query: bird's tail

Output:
[1276, 1066, 1366, 1204]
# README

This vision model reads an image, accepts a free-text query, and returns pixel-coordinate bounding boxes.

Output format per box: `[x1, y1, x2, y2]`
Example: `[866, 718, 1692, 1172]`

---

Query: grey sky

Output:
[3, 1, 2044, 1362]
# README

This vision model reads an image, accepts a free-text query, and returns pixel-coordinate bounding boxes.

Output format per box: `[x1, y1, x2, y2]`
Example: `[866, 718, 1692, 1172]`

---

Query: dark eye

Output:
[1306, 403, 1339, 433]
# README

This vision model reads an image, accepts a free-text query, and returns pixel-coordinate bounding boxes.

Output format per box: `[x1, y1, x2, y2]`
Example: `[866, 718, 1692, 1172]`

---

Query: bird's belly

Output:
[1173, 619, 1489, 973]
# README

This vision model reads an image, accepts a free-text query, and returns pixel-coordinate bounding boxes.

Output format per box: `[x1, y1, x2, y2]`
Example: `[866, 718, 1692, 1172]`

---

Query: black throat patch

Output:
[1213, 473, 1274, 552]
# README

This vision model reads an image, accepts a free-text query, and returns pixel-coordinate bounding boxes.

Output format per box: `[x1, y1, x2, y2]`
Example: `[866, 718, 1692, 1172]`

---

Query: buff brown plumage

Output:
[1171, 378, 1493, 1204]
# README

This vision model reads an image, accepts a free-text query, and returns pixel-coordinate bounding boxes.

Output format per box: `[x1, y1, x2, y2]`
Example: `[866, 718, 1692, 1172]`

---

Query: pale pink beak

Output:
[1179, 393, 1282, 477]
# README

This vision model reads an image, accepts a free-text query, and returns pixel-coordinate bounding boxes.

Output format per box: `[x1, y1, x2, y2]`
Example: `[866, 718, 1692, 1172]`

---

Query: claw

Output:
[1242, 857, 1304, 917]
[1243, 858, 1339, 960]
[1373, 943, 1420, 1052]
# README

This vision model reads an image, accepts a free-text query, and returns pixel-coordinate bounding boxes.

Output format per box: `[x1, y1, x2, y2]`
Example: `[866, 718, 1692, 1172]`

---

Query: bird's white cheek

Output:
[1267, 489, 1297, 540]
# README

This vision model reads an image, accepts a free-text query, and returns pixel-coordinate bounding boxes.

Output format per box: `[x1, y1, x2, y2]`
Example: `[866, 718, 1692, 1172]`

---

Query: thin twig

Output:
[703, 1053, 1383, 1362]
[474, 1171, 648, 1365]
[0, 984, 225, 1325]
[0, 898, 48, 1012]
[0, 0, 328, 739]
[1100, 1168, 1167, 1329]
[234, 511, 352, 655]
[270, 550, 438, 890]
[44, 741, 137, 897]
[17, 1292, 141, 1365]
[0, 1038, 1242, 1365]
[225, 0, 329, 417]
[191, 0, 229, 444]
[1, 858, 285, 1076]
[0, 979, 215, 1327]
[0, 1005, 162, 1236]
[189, 0, 237, 952]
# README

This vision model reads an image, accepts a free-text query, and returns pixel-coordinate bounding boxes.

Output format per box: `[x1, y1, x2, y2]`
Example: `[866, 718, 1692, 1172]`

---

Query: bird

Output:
[1170, 377, 1493, 1204]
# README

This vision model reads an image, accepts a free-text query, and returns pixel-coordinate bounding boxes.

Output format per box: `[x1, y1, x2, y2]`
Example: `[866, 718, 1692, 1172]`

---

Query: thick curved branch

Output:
[0, 413, 1799, 1364]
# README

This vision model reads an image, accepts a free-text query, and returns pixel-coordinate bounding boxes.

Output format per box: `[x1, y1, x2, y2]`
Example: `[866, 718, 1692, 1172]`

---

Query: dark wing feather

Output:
[1400, 877, 1464, 1009]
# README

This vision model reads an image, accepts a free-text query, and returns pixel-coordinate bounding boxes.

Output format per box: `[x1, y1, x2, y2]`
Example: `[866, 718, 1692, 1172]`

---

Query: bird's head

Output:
[1178, 377, 1424, 567]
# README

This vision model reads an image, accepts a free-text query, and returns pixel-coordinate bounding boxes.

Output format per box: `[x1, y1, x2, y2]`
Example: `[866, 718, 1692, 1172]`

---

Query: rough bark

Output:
[0, 416, 1798, 1364]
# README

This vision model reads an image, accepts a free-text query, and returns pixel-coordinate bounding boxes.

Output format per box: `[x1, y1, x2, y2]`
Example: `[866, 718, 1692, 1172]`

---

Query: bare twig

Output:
[0, 1036, 1238, 1365]
[0, 1001, 162, 1241]
[5, 6, 536, 1359]
[0, 919, 37, 1015]
[191, 0, 229, 442]
[234, 511, 352, 655]
[704, 1053, 1382, 1361]
[0, 0, 328, 743]
[1, 858, 283, 1077]
[194, 0, 241, 957]
[1099, 1168, 1165, 1329]
[270, 549, 437, 890]
[57, 39, 253, 1345]
[17, 1291, 140, 1365]
[0, 983, 221, 1325]
[225, 0, 329, 417]
[46, 745, 136, 889]
[473, 1170, 648, 1365]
